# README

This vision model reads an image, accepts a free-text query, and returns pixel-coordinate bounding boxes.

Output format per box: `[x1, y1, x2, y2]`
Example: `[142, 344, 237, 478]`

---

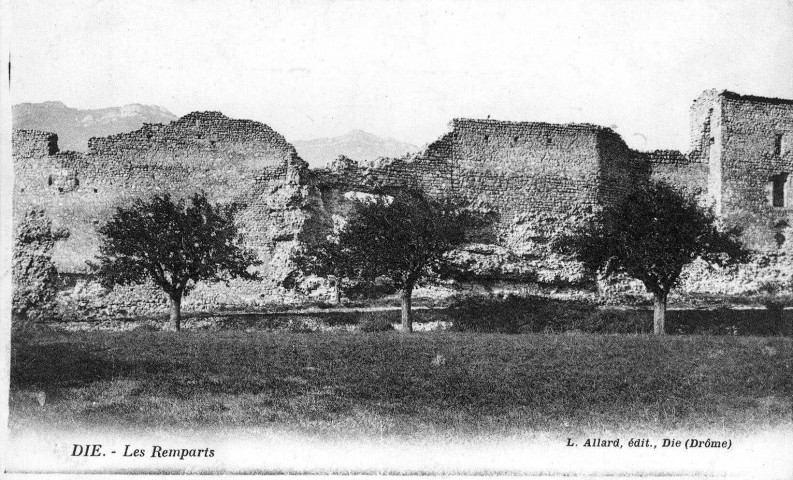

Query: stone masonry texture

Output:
[12, 90, 793, 315]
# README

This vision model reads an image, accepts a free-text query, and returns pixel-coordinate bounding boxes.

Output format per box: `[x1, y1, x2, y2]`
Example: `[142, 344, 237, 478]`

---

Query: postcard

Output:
[2, 0, 791, 477]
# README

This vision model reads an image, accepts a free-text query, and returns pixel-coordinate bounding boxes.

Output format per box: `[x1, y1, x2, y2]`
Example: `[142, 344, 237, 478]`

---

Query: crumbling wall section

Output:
[308, 133, 455, 236]
[690, 89, 721, 161]
[689, 90, 725, 212]
[313, 132, 454, 196]
[13, 113, 319, 280]
[309, 119, 618, 283]
[596, 129, 650, 206]
[312, 119, 615, 240]
[12, 129, 59, 158]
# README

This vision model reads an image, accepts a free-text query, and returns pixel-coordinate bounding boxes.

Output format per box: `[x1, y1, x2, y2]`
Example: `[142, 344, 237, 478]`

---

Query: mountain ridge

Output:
[13, 101, 179, 152]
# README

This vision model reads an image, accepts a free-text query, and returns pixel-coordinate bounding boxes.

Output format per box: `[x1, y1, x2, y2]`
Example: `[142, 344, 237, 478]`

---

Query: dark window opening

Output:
[513, 136, 519, 144]
[57, 187, 63, 193]
[47, 176, 52, 186]
[93, 188, 98, 193]
[75, 178, 79, 187]
[770, 173, 788, 207]
[483, 135, 489, 143]
[546, 137, 552, 145]
[775, 134, 783, 156]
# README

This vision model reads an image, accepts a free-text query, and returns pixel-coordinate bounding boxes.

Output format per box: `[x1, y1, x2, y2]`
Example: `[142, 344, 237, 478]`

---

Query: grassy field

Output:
[9, 327, 791, 440]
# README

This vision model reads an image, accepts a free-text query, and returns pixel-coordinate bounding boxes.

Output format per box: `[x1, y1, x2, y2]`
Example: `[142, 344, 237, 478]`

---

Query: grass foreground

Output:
[9, 328, 792, 439]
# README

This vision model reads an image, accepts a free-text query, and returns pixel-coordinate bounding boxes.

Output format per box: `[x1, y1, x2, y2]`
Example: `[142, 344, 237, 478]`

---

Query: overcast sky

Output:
[10, 0, 793, 150]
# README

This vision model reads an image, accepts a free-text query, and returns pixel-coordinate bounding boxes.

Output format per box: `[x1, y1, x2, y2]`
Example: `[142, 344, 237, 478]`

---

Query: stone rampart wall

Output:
[16, 90, 793, 318]
[13, 113, 322, 279]
[310, 119, 633, 244]
[452, 120, 601, 209]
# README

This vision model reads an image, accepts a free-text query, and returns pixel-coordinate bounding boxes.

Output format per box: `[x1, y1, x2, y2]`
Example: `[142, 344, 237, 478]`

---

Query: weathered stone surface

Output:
[12, 89, 793, 316]
[691, 90, 793, 248]
[13, 112, 322, 276]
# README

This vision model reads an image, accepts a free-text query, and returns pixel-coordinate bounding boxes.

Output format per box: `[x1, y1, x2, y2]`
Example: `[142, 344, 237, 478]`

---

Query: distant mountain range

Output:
[292, 129, 419, 167]
[12, 101, 178, 152]
[12, 101, 419, 165]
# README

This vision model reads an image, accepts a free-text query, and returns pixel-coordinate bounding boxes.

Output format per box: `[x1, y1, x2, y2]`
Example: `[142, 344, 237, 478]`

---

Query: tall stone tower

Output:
[690, 90, 793, 248]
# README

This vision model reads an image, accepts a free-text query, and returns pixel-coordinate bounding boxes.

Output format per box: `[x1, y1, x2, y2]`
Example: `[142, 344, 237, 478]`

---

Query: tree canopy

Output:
[287, 239, 352, 304]
[92, 193, 261, 330]
[297, 190, 472, 331]
[555, 181, 749, 334]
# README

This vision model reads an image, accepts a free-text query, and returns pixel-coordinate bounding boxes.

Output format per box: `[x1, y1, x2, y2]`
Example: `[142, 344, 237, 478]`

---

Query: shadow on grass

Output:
[444, 294, 791, 335]
[10, 338, 167, 393]
[666, 308, 791, 335]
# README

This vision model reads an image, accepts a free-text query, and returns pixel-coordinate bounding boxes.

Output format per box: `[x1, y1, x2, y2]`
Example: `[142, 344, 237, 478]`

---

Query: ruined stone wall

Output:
[310, 119, 636, 244]
[446, 119, 656, 261]
[690, 89, 720, 160]
[313, 131, 454, 198]
[17, 90, 793, 316]
[12, 130, 59, 158]
[450, 119, 602, 222]
[306, 119, 643, 283]
[708, 92, 793, 248]
[307, 132, 455, 238]
[690, 90, 724, 211]
[596, 129, 650, 206]
[13, 112, 325, 279]
[644, 150, 708, 195]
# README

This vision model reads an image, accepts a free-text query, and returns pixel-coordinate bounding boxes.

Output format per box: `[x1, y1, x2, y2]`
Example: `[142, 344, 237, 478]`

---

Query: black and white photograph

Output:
[1, 0, 791, 477]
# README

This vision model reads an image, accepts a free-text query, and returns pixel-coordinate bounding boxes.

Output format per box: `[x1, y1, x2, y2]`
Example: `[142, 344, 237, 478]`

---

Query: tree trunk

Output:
[653, 293, 667, 335]
[401, 286, 413, 333]
[169, 296, 182, 331]
[333, 279, 341, 305]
